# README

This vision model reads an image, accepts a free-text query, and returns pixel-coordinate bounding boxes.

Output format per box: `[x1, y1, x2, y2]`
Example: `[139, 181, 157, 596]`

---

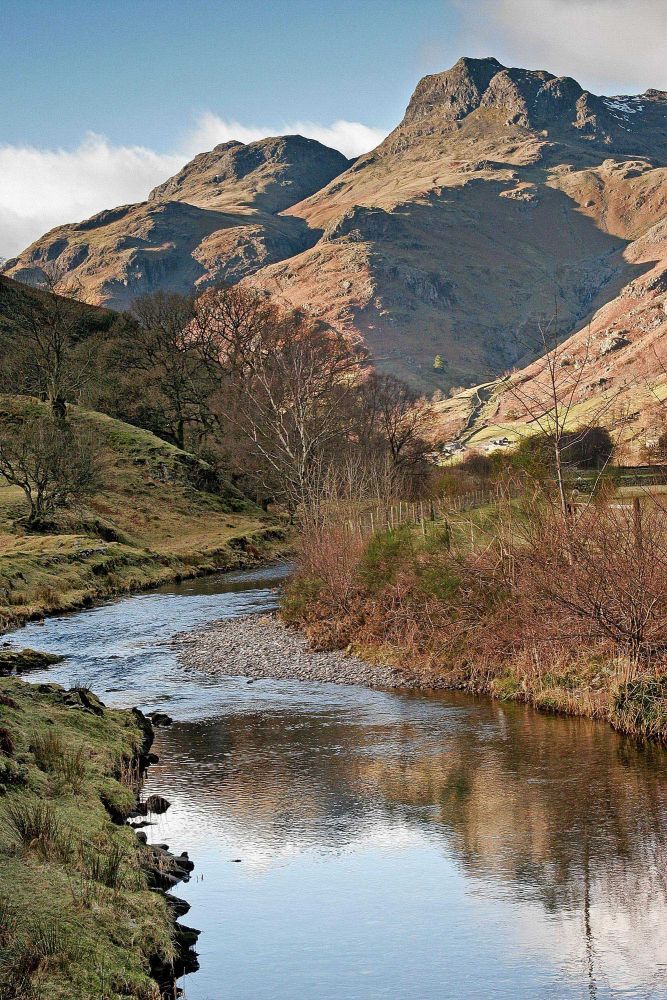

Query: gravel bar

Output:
[173, 613, 422, 689]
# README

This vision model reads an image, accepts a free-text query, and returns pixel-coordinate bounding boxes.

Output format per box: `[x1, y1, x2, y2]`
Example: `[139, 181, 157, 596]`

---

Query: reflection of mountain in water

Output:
[149, 688, 667, 996]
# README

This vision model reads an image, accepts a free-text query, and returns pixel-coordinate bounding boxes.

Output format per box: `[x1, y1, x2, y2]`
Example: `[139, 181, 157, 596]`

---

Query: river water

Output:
[8, 565, 667, 1000]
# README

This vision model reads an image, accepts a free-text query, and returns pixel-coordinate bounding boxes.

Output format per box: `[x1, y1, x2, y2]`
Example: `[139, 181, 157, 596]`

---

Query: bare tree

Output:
[356, 373, 433, 496]
[0, 412, 102, 523]
[118, 291, 213, 450]
[1, 262, 92, 416]
[193, 286, 367, 516]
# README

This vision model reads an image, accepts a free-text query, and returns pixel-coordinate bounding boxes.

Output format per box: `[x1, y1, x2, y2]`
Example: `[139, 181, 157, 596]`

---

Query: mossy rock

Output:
[0, 648, 64, 676]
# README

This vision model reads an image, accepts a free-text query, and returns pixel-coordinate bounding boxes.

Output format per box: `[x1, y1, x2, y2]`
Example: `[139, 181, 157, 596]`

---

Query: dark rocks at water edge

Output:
[141, 832, 200, 988]
[126, 718, 200, 994]
[0, 647, 64, 676]
[150, 922, 200, 988]
[149, 710, 174, 727]
[174, 612, 427, 689]
[143, 792, 171, 814]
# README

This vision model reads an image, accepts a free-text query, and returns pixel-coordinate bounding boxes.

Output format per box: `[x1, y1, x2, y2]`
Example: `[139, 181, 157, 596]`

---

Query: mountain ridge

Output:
[2, 134, 349, 308]
[3, 56, 667, 389]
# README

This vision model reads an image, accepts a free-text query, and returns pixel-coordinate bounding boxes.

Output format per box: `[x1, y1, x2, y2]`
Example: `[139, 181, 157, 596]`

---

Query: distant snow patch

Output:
[604, 98, 644, 115]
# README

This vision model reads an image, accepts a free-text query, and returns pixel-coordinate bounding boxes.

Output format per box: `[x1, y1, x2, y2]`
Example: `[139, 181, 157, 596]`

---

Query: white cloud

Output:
[0, 134, 184, 260]
[0, 116, 386, 260]
[455, 0, 667, 95]
[184, 112, 386, 160]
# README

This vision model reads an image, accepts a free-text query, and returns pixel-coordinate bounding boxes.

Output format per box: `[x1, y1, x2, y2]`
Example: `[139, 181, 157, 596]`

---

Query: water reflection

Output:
[7, 564, 667, 998]
[146, 688, 667, 1000]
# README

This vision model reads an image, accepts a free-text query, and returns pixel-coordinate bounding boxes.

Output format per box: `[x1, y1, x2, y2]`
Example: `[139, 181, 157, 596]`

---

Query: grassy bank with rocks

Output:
[0, 676, 193, 1000]
[0, 396, 287, 633]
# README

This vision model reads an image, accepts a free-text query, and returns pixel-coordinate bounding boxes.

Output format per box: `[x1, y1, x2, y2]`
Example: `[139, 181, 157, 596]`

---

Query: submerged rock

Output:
[145, 793, 171, 815]
[149, 711, 173, 727]
[0, 648, 64, 676]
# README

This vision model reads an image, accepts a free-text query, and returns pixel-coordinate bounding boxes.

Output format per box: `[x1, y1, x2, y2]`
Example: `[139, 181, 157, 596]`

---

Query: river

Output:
[7, 564, 667, 999]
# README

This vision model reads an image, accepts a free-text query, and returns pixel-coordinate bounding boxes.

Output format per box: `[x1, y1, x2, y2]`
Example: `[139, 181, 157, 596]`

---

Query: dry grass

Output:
[284, 487, 667, 740]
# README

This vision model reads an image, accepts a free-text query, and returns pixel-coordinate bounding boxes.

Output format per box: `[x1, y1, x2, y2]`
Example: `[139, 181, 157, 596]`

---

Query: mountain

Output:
[247, 58, 667, 389]
[432, 216, 667, 462]
[1, 136, 349, 309]
[3, 57, 667, 390]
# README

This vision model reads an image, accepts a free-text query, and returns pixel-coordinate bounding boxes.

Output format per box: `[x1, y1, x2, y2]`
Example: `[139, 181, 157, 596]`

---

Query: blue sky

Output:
[1, 0, 665, 257]
[3, 0, 463, 150]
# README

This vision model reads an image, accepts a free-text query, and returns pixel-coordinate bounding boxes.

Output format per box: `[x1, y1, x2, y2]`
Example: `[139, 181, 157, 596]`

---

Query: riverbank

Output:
[278, 516, 667, 742]
[0, 677, 196, 999]
[0, 397, 289, 633]
[0, 523, 288, 635]
[175, 612, 423, 689]
[176, 600, 666, 742]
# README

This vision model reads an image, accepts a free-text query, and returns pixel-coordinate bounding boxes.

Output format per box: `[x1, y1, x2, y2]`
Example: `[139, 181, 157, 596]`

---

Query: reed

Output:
[5, 800, 63, 858]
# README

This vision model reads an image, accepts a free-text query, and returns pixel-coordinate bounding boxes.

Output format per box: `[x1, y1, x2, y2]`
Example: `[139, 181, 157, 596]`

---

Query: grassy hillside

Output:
[0, 274, 115, 341]
[0, 396, 284, 631]
[431, 247, 667, 462]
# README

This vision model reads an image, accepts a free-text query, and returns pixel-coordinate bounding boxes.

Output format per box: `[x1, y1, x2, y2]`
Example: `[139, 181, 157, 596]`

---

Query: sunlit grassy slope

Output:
[0, 396, 284, 630]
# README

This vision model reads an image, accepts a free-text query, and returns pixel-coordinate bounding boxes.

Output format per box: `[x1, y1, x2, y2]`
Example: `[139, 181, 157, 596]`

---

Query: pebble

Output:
[173, 613, 424, 690]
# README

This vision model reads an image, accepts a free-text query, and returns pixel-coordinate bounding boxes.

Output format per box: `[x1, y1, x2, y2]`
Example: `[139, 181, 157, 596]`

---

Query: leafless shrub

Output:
[294, 523, 366, 616]
[511, 494, 667, 661]
[286, 482, 667, 735]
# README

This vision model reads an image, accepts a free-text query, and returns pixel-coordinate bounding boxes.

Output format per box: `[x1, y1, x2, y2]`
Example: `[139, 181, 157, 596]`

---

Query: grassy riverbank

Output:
[283, 502, 667, 741]
[0, 677, 172, 999]
[0, 396, 287, 632]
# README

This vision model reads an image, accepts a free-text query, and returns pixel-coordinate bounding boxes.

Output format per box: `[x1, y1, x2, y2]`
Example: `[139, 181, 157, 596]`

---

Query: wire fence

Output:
[343, 472, 667, 540]
[344, 487, 501, 538]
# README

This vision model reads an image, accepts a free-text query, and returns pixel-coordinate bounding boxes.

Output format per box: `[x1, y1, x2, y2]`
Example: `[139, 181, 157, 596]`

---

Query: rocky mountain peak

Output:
[480, 67, 586, 126]
[398, 57, 667, 156]
[4, 54, 667, 390]
[402, 56, 504, 124]
[402, 56, 592, 131]
[148, 134, 350, 212]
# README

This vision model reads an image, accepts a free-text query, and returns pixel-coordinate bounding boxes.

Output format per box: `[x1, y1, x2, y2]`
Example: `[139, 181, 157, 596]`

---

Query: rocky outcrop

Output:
[401, 56, 504, 124]
[398, 56, 667, 152]
[0, 648, 63, 676]
[148, 135, 349, 213]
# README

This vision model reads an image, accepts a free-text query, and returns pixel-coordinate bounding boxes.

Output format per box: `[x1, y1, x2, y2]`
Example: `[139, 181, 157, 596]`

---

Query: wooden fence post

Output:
[632, 496, 643, 554]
